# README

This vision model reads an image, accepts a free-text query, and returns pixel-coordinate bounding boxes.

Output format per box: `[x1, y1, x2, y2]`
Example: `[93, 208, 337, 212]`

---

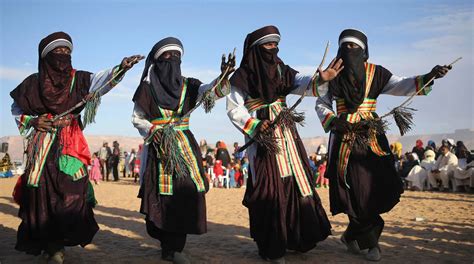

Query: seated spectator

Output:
[406, 149, 436, 191]
[412, 139, 425, 160]
[453, 161, 474, 192]
[0, 153, 13, 178]
[399, 152, 420, 181]
[455, 141, 470, 168]
[428, 145, 458, 191]
[391, 142, 403, 172]
[426, 140, 439, 159]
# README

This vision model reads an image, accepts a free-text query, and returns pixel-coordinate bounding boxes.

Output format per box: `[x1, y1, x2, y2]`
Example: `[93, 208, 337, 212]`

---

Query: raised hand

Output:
[220, 50, 236, 79]
[120, 55, 145, 72]
[318, 58, 344, 82]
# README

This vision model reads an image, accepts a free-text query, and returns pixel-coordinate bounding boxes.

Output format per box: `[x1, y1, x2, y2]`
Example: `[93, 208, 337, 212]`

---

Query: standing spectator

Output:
[98, 142, 111, 181]
[111, 141, 120, 181]
[213, 160, 224, 187]
[428, 145, 458, 191]
[215, 141, 231, 167]
[133, 149, 141, 183]
[412, 139, 425, 160]
[234, 160, 243, 187]
[315, 159, 329, 188]
[127, 149, 136, 178]
[232, 142, 244, 162]
[122, 151, 129, 178]
[89, 152, 102, 185]
[228, 162, 236, 188]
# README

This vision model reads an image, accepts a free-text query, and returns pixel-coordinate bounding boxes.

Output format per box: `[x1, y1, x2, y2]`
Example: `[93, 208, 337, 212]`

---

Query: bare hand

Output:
[220, 50, 236, 79]
[258, 120, 271, 133]
[429, 65, 451, 79]
[31, 114, 53, 132]
[318, 58, 344, 82]
[120, 55, 145, 71]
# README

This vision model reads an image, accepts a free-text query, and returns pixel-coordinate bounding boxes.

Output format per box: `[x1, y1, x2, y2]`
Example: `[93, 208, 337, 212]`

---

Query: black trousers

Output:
[146, 220, 187, 253]
[112, 160, 119, 181]
[344, 214, 384, 250]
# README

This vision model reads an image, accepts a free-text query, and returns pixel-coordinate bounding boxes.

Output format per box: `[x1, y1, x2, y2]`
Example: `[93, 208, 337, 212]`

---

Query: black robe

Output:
[11, 71, 98, 255]
[136, 78, 209, 236]
[243, 98, 331, 259]
[326, 65, 404, 219]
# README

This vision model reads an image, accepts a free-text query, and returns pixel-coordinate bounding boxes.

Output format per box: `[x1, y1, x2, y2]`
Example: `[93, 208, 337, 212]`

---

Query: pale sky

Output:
[0, 0, 472, 145]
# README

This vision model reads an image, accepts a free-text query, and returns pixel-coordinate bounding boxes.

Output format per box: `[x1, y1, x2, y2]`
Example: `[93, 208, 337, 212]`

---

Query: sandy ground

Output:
[0, 177, 473, 264]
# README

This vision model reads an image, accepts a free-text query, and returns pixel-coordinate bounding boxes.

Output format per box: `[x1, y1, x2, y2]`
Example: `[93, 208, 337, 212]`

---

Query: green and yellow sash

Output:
[244, 97, 313, 197]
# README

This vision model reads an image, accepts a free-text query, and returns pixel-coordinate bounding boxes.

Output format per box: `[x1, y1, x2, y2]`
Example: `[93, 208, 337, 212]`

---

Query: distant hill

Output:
[1, 129, 473, 161]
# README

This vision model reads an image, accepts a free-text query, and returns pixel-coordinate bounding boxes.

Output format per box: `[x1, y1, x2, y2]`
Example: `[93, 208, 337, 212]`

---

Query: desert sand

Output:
[0, 177, 473, 263]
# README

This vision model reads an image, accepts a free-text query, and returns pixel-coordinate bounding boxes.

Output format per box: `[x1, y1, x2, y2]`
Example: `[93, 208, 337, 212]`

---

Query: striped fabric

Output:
[110, 66, 122, 87]
[69, 70, 76, 93]
[311, 75, 321, 96]
[245, 97, 313, 196]
[27, 131, 57, 187]
[72, 166, 87, 181]
[244, 97, 286, 112]
[243, 118, 260, 136]
[152, 79, 206, 195]
[151, 117, 190, 130]
[214, 79, 230, 98]
[415, 75, 432, 95]
[335, 63, 389, 188]
[18, 114, 32, 136]
[322, 113, 336, 132]
[336, 98, 377, 113]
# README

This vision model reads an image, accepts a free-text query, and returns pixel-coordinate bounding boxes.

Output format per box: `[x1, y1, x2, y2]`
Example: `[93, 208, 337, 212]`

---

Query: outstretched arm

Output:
[381, 65, 451, 96]
[90, 55, 144, 96]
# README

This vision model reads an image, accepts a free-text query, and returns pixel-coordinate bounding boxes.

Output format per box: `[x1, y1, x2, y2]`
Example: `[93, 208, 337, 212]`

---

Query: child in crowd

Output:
[316, 160, 328, 188]
[89, 152, 102, 185]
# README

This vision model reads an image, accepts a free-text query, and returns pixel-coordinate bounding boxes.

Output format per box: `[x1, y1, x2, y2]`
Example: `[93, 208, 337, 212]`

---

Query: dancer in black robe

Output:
[315, 28, 451, 261]
[132, 37, 234, 263]
[10, 31, 141, 263]
[227, 25, 343, 262]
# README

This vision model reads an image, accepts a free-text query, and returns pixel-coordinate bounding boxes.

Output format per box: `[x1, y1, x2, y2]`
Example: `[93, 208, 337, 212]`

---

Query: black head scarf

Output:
[330, 29, 369, 114]
[230, 25, 297, 104]
[10, 32, 91, 115]
[133, 37, 184, 111]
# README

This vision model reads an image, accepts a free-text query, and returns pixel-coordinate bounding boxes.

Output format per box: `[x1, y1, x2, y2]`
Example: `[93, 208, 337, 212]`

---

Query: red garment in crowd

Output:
[213, 160, 223, 176]
[234, 169, 243, 186]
